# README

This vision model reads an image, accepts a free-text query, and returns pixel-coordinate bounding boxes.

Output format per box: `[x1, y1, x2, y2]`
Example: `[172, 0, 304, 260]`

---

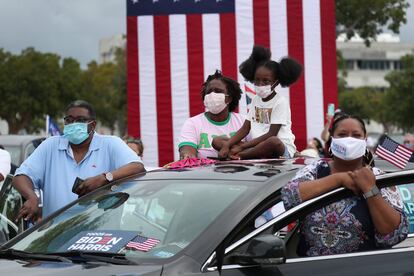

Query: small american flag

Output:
[125, 235, 160, 252]
[375, 135, 414, 169]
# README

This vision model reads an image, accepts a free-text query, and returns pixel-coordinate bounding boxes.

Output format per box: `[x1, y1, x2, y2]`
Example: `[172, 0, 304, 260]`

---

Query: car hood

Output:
[0, 259, 162, 276]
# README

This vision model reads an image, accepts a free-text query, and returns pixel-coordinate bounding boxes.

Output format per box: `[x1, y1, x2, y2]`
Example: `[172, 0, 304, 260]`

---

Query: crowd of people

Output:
[3, 45, 413, 258]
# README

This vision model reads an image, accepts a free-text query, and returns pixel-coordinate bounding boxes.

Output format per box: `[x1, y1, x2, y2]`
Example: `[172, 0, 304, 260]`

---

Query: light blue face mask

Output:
[63, 122, 92, 145]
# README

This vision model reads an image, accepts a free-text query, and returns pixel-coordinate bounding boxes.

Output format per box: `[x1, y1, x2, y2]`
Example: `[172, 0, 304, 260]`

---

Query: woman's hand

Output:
[326, 113, 333, 121]
[349, 167, 376, 194]
[336, 172, 360, 195]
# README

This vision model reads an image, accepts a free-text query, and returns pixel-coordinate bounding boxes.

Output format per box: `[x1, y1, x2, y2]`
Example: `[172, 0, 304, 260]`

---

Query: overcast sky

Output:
[0, 0, 126, 68]
[1, 0, 414, 68]
[399, 0, 414, 42]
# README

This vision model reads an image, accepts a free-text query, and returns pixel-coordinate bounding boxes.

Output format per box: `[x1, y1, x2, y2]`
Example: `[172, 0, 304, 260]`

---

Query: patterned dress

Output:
[281, 160, 408, 257]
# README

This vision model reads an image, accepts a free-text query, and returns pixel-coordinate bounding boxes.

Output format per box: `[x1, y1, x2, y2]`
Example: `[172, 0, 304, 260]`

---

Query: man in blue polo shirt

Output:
[13, 100, 145, 222]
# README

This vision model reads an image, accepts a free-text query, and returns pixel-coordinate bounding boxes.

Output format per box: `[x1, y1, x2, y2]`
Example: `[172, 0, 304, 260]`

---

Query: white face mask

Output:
[255, 84, 274, 98]
[204, 92, 227, 114]
[330, 137, 367, 161]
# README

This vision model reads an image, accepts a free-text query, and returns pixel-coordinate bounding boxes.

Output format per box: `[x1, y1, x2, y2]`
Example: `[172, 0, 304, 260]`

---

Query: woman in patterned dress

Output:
[282, 114, 408, 256]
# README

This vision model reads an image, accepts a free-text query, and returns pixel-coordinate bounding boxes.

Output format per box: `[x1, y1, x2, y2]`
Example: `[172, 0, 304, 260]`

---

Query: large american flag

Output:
[127, 0, 338, 167]
[376, 135, 413, 169]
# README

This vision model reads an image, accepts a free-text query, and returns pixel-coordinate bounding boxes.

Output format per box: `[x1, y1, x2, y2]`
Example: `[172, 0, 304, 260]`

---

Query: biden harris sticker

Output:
[59, 231, 139, 253]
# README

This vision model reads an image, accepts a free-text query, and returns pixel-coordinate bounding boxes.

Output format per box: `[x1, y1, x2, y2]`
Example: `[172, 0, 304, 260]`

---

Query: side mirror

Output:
[230, 234, 286, 266]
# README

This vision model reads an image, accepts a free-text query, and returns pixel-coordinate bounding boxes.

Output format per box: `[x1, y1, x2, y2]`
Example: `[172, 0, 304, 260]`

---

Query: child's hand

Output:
[218, 144, 230, 159]
[229, 154, 241, 160]
[230, 145, 243, 156]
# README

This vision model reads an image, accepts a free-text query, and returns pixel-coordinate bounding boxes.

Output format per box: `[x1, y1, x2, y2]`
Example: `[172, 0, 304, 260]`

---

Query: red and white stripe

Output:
[376, 145, 412, 169]
[126, 238, 159, 252]
[127, 0, 338, 167]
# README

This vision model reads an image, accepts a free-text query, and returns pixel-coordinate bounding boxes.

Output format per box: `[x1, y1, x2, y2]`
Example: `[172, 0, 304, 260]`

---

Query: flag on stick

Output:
[46, 115, 62, 136]
[375, 135, 413, 169]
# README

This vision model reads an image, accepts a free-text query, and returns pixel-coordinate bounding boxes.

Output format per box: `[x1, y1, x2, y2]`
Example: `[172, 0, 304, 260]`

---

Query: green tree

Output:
[79, 61, 120, 133]
[384, 55, 414, 132]
[113, 47, 127, 135]
[59, 57, 84, 106]
[0, 48, 62, 134]
[77, 47, 127, 134]
[336, 0, 409, 46]
[338, 87, 396, 132]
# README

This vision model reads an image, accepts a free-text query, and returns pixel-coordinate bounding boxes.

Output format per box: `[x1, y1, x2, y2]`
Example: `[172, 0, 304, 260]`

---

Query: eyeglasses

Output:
[63, 116, 93, 124]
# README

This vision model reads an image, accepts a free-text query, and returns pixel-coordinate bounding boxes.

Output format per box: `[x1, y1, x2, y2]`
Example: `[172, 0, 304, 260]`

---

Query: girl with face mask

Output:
[178, 70, 246, 160]
[216, 45, 302, 160]
[280, 114, 408, 256]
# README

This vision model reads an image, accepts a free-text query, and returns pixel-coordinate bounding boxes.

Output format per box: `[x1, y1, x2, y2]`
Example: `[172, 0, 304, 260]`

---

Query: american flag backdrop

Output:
[127, 0, 338, 167]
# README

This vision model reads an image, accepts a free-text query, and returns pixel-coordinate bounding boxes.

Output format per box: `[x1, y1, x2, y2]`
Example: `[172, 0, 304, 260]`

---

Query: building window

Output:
[346, 60, 354, 70]
[393, 60, 402, 70]
[355, 60, 390, 70]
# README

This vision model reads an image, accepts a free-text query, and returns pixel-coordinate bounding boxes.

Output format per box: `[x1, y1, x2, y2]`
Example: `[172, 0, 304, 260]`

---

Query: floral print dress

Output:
[281, 159, 408, 257]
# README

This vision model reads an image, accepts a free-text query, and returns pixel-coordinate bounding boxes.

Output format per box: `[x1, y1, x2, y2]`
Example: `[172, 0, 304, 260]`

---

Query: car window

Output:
[216, 170, 414, 269]
[0, 175, 23, 244]
[24, 142, 36, 161]
[397, 184, 414, 234]
[10, 180, 250, 261]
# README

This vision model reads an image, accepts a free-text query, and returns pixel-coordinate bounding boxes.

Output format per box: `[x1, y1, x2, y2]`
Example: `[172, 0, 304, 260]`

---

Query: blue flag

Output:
[47, 115, 62, 136]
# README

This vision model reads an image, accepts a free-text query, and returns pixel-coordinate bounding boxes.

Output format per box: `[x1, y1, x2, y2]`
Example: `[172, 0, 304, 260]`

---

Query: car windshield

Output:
[10, 179, 248, 261]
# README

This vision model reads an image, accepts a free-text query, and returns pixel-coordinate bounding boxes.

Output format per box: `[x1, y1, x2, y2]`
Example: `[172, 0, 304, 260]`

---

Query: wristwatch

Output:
[363, 185, 380, 199]
[103, 172, 114, 182]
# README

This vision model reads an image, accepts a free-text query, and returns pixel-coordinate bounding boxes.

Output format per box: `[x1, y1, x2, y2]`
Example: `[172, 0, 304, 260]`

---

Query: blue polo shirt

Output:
[15, 133, 143, 217]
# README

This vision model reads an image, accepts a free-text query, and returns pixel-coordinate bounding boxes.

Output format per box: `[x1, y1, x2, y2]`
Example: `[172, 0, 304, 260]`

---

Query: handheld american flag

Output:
[127, 0, 338, 166]
[375, 135, 414, 169]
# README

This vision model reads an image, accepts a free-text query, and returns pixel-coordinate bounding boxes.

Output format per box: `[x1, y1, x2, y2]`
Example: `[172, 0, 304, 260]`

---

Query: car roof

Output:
[139, 157, 414, 182]
[0, 135, 44, 147]
[136, 158, 308, 183]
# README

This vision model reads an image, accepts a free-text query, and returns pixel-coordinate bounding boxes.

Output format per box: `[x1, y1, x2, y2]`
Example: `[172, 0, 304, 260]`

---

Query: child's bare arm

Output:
[218, 121, 251, 158]
[239, 124, 281, 150]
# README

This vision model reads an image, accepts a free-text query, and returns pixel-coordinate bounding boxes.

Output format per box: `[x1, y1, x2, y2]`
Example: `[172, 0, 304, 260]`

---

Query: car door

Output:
[0, 174, 24, 244]
[204, 169, 414, 276]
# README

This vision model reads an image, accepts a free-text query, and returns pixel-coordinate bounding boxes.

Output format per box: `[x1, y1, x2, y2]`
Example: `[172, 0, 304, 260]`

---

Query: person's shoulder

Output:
[274, 92, 288, 104]
[94, 133, 123, 143]
[38, 136, 63, 148]
[0, 148, 10, 157]
[299, 159, 328, 174]
[188, 113, 205, 122]
[183, 113, 207, 126]
[231, 112, 247, 122]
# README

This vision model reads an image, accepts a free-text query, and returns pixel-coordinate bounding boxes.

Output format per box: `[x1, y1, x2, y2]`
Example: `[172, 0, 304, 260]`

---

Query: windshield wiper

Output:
[50, 251, 135, 265]
[0, 249, 72, 263]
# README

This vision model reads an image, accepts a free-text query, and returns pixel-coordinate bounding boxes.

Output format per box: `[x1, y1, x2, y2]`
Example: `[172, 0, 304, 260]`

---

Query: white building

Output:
[337, 34, 414, 88]
[99, 34, 126, 64]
